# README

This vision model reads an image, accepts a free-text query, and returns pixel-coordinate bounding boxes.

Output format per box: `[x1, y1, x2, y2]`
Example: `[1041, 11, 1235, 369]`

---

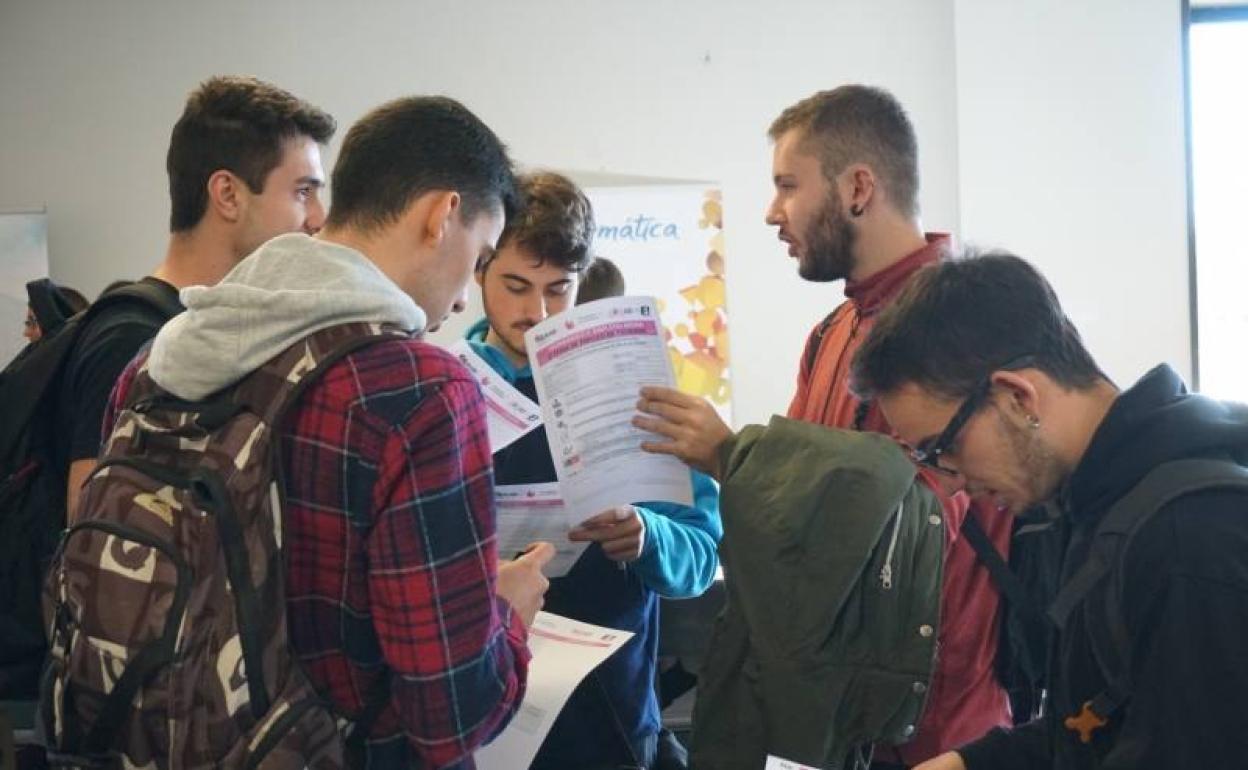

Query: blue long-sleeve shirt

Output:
[465, 319, 721, 767]
[465, 320, 721, 597]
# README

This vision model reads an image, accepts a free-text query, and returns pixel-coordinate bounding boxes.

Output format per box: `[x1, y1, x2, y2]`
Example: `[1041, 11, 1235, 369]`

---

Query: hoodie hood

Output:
[148, 233, 425, 400]
[1066, 364, 1248, 521]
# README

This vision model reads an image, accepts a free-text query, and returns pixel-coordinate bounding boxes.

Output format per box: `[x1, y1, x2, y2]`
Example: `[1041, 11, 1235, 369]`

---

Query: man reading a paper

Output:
[466, 170, 722, 770]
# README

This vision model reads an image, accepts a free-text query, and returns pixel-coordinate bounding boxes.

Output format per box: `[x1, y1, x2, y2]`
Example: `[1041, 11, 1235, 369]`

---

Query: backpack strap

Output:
[345, 674, 392, 767]
[801, 306, 844, 376]
[962, 511, 1057, 721]
[962, 513, 1053, 632]
[86, 280, 184, 325]
[1047, 457, 1248, 736]
[239, 322, 408, 430]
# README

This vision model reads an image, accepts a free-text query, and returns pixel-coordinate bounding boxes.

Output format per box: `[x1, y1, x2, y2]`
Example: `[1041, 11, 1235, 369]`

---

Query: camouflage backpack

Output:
[41, 322, 404, 769]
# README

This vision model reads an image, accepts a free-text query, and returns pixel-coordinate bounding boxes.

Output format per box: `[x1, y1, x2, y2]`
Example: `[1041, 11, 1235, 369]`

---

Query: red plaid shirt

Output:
[106, 338, 529, 769]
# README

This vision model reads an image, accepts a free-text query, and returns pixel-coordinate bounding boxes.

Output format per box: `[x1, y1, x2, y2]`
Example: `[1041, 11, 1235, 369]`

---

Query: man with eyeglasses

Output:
[634, 85, 1011, 767]
[851, 250, 1248, 770]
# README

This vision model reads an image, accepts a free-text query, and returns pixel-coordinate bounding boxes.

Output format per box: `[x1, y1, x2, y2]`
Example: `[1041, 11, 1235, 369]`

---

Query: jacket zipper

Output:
[880, 501, 904, 590]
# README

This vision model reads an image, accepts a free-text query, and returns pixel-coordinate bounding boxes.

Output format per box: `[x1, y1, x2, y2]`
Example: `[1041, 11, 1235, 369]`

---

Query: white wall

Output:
[954, 0, 1192, 386]
[0, 0, 1192, 423]
[0, 0, 960, 426]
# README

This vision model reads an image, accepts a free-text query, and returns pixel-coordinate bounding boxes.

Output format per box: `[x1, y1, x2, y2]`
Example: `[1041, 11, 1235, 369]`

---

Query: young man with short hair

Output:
[1, 76, 334, 703]
[62, 75, 336, 520]
[575, 255, 626, 304]
[106, 96, 551, 768]
[851, 251, 1248, 770]
[468, 171, 721, 769]
[636, 85, 1011, 766]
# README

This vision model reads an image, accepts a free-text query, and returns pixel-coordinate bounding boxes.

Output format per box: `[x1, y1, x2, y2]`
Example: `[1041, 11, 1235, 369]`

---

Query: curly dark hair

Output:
[482, 171, 595, 273]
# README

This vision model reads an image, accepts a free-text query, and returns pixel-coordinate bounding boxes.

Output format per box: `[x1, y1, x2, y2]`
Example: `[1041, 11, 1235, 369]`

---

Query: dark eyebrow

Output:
[500, 272, 533, 286]
[295, 175, 325, 188]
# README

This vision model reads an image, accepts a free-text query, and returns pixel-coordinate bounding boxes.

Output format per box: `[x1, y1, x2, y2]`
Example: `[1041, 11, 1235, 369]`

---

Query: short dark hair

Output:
[851, 250, 1106, 402]
[326, 96, 518, 232]
[576, 256, 626, 305]
[167, 76, 335, 232]
[480, 171, 594, 274]
[769, 85, 920, 218]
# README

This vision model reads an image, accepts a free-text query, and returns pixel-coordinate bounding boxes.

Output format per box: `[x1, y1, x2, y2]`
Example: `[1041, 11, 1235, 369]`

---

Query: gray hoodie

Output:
[148, 233, 426, 400]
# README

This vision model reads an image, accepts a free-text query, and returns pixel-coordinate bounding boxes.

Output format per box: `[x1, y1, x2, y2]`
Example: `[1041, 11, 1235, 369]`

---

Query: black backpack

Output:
[1046, 455, 1248, 743]
[965, 451, 1248, 736]
[0, 280, 183, 699]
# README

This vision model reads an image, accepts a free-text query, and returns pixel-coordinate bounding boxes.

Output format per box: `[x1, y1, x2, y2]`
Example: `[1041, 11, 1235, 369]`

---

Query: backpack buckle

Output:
[1064, 699, 1109, 744]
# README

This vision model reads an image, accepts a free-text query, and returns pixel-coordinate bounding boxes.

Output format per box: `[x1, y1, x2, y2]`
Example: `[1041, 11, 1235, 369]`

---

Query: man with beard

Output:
[635, 85, 1011, 767]
[852, 252, 1248, 770]
[466, 171, 721, 769]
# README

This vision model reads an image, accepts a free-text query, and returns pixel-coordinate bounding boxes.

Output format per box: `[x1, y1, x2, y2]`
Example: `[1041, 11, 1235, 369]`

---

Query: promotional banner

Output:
[585, 185, 731, 422]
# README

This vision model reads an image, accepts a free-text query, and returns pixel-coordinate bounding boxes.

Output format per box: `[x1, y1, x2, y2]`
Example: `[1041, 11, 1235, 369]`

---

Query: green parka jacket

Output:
[690, 417, 944, 770]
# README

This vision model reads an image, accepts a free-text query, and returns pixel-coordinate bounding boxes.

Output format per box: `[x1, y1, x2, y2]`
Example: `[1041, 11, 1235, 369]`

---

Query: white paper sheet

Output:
[764, 756, 822, 770]
[494, 483, 588, 578]
[445, 339, 543, 453]
[523, 296, 693, 522]
[475, 612, 633, 770]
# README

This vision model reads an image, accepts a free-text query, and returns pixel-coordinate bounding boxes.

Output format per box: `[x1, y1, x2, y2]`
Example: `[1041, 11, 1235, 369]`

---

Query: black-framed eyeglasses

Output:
[909, 355, 1036, 476]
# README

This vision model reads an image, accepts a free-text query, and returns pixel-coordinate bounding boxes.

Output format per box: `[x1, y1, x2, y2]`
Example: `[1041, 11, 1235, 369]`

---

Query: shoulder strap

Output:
[85, 280, 183, 325]
[237, 322, 409, 431]
[1049, 457, 1248, 629]
[802, 306, 844, 375]
[962, 513, 1053, 630]
[345, 675, 392, 767]
[1048, 457, 1248, 723]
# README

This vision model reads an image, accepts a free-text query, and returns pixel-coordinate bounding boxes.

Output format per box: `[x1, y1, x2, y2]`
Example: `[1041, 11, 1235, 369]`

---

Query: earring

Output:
[849, 204, 864, 217]
[1027, 414, 1041, 429]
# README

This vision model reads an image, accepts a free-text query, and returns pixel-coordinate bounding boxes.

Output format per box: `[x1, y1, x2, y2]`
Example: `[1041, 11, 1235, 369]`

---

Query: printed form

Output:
[475, 612, 633, 770]
[523, 296, 693, 521]
[494, 483, 588, 578]
[445, 339, 543, 453]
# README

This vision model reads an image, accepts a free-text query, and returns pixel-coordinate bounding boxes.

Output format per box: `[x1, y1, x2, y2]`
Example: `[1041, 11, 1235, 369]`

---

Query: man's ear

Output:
[841, 163, 877, 217]
[206, 170, 244, 223]
[990, 369, 1042, 423]
[420, 190, 461, 248]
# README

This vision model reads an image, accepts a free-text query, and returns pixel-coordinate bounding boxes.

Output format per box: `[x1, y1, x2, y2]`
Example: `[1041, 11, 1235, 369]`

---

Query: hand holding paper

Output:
[568, 505, 646, 563]
[496, 542, 554, 627]
[634, 385, 733, 480]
